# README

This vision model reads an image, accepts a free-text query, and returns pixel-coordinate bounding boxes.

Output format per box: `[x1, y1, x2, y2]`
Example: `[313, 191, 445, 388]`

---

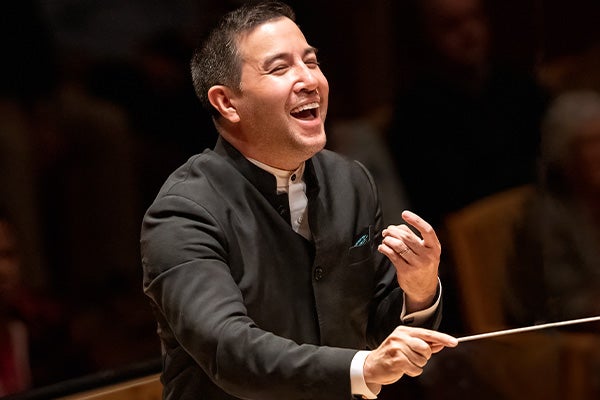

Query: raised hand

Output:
[378, 210, 441, 311]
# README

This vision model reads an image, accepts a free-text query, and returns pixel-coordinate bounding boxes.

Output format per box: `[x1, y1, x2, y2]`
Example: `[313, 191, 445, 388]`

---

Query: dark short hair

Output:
[191, 1, 296, 116]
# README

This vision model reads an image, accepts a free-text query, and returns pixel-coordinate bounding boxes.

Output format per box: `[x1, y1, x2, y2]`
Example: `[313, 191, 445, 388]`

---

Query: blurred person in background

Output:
[386, 0, 548, 335]
[1, 1, 158, 387]
[0, 213, 31, 396]
[387, 0, 547, 229]
[506, 90, 600, 326]
[0, 210, 92, 393]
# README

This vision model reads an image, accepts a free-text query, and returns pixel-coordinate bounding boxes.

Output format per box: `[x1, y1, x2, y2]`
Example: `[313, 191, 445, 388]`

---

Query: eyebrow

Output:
[261, 46, 318, 70]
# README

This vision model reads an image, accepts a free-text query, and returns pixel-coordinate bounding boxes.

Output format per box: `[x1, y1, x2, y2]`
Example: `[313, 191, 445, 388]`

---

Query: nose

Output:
[293, 62, 319, 93]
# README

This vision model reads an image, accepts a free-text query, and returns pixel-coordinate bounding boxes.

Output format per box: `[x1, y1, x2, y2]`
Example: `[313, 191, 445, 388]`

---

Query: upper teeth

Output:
[291, 102, 319, 114]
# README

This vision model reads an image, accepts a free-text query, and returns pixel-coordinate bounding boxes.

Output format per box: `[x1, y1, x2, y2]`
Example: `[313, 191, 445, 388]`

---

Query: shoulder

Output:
[153, 149, 235, 202]
[141, 149, 245, 232]
[314, 148, 371, 175]
[313, 149, 376, 185]
[311, 149, 379, 208]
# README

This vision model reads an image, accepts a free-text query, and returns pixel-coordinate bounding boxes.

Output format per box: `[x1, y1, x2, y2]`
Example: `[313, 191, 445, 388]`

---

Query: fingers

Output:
[380, 211, 440, 261]
[400, 210, 440, 249]
[391, 326, 458, 372]
[363, 336, 426, 384]
[401, 326, 458, 348]
[380, 226, 422, 260]
[402, 339, 431, 376]
[380, 214, 441, 312]
[378, 238, 414, 265]
[430, 343, 447, 354]
[363, 326, 458, 385]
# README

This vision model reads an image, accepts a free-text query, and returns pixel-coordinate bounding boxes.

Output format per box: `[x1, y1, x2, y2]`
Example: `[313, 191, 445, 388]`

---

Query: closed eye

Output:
[305, 58, 320, 68]
[269, 64, 289, 74]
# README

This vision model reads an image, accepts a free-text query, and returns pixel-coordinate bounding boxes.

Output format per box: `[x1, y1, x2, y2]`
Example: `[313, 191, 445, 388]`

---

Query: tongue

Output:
[291, 109, 313, 120]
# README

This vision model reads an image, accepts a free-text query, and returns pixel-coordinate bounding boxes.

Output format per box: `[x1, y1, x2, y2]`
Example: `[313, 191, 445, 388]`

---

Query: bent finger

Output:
[401, 210, 439, 249]
[404, 363, 424, 378]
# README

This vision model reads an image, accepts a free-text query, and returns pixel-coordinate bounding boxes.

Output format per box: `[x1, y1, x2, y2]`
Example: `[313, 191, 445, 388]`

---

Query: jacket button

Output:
[314, 266, 324, 281]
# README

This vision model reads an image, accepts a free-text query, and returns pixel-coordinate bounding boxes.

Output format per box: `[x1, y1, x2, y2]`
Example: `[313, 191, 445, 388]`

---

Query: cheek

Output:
[317, 73, 329, 101]
[238, 94, 278, 123]
[318, 70, 329, 86]
[320, 76, 329, 94]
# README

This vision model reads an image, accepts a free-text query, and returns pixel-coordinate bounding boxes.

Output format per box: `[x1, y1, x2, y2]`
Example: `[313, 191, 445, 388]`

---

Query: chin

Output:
[296, 139, 326, 161]
[308, 134, 327, 152]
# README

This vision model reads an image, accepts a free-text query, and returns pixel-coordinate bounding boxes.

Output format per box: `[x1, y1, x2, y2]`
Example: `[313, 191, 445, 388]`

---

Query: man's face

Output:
[230, 17, 329, 169]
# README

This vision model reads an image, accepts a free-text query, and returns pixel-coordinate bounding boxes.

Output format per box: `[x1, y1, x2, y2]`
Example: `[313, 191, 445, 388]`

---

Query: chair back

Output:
[444, 185, 534, 333]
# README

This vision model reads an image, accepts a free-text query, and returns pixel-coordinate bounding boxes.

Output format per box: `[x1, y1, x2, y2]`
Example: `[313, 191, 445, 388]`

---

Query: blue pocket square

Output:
[354, 233, 369, 247]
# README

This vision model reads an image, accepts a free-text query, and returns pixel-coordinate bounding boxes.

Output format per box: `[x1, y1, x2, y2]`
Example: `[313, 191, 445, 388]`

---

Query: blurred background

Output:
[1, 0, 599, 398]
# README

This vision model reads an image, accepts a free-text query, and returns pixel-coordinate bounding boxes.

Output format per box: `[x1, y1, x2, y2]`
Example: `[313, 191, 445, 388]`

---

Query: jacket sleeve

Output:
[141, 193, 356, 400]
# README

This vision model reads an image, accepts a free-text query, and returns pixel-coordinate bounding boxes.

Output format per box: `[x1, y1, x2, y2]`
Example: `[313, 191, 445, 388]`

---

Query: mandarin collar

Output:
[213, 136, 318, 198]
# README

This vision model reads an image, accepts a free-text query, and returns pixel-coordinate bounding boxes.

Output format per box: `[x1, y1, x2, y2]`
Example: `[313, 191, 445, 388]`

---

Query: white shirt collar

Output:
[247, 158, 305, 193]
[247, 157, 311, 240]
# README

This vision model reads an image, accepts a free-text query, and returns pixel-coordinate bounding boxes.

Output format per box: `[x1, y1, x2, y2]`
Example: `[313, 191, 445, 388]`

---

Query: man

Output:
[140, 2, 457, 399]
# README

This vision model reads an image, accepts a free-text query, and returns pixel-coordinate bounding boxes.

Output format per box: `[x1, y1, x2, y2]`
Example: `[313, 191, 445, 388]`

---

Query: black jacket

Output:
[141, 137, 441, 399]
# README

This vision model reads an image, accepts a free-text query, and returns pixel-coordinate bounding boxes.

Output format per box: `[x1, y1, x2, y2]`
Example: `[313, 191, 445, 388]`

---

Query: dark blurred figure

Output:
[506, 90, 600, 326]
[388, 0, 548, 229]
[1, 1, 159, 388]
[0, 2, 93, 390]
[2, 0, 138, 306]
[0, 210, 93, 394]
[0, 213, 31, 396]
[0, 1, 57, 292]
[502, 89, 600, 400]
[85, 29, 218, 208]
[386, 0, 548, 336]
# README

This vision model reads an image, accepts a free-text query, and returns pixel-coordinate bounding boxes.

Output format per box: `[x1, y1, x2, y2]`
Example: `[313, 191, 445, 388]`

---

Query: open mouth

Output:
[290, 102, 319, 120]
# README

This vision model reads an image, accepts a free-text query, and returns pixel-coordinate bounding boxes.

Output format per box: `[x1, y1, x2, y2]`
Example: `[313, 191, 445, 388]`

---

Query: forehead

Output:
[237, 17, 311, 60]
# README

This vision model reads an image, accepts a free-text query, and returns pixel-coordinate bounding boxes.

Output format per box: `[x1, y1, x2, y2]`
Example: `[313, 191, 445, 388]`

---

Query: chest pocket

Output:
[348, 225, 375, 265]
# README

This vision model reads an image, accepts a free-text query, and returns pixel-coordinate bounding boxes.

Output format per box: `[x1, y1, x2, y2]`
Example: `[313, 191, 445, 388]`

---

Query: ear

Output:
[208, 85, 240, 123]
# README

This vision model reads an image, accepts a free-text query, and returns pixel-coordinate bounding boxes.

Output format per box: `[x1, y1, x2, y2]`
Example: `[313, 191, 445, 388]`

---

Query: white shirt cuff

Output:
[350, 350, 381, 399]
[400, 278, 442, 325]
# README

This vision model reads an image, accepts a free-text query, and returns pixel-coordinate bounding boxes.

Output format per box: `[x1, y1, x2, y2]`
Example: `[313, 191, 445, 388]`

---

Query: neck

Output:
[221, 134, 305, 170]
